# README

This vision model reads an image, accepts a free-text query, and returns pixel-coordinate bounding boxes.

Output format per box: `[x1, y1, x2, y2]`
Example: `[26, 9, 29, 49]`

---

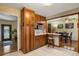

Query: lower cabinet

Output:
[39, 35, 46, 46]
[35, 35, 46, 49]
[21, 26, 30, 53]
[35, 37, 40, 49]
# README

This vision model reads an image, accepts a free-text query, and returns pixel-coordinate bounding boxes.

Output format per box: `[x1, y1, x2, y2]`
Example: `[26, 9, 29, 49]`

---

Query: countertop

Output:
[35, 33, 47, 36]
[47, 33, 61, 36]
[35, 33, 61, 36]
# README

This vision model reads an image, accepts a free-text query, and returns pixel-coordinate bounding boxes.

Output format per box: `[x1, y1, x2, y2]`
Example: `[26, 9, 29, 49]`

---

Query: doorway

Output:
[48, 23, 51, 33]
[1, 24, 12, 41]
[47, 14, 79, 53]
[0, 13, 18, 56]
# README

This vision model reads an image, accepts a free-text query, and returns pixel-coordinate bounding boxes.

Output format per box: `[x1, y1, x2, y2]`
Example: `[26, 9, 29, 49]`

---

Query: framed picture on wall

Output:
[57, 24, 63, 29]
[65, 23, 74, 29]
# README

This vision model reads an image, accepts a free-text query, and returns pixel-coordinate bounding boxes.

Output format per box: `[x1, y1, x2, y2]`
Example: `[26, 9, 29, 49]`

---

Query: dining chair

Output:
[47, 34, 54, 48]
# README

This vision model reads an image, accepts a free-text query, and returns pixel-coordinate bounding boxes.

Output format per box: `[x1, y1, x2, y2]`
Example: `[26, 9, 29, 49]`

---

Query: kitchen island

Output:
[47, 33, 61, 47]
[34, 32, 61, 49]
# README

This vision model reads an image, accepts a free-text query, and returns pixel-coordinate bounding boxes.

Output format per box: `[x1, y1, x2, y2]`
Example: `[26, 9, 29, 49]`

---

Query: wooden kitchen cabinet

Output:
[21, 25, 30, 53]
[21, 8, 36, 53]
[35, 36, 40, 49]
[30, 12, 36, 25]
[30, 25, 35, 50]
[43, 17, 46, 21]
[22, 8, 35, 25]
[39, 15, 46, 21]
[21, 8, 47, 54]
[35, 35, 47, 49]
[35, 14, 39, 23]
[39, 35, 46, 46]
[40, 16, 43, 21]
[37, 14, 41, 22]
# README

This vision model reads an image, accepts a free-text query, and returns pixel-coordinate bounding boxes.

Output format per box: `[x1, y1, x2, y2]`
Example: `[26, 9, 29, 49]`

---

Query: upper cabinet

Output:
[35, 14, 39, 23]
[40, 15, 45, 21]
[36, 14, 41, 22]
[21, 8, 36, 25]
[21, 8, 46, 26]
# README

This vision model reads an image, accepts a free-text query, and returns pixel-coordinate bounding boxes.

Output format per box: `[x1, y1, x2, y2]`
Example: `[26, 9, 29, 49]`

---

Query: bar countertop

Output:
[35, 33, 61, 36]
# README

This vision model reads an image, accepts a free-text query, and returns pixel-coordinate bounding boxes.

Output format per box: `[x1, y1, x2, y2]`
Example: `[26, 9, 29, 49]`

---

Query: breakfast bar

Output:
[35, 32, 61, 48]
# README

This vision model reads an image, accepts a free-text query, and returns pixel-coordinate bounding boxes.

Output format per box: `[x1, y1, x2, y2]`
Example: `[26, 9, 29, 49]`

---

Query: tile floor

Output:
[4, 46, 79, 56]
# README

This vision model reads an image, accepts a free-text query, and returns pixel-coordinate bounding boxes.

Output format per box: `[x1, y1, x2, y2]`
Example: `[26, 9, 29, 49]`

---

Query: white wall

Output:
[47, 14, 78, 41]
[65, 15, 78, 41]
[0, 20, 17, 41]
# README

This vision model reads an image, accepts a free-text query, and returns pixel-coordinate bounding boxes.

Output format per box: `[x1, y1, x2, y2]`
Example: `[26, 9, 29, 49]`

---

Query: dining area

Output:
[47, 14, 78, 52]
[47, 32, 78, 52]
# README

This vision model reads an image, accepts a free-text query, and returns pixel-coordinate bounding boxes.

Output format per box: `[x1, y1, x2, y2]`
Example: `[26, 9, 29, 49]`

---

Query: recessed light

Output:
[42, 3, 53, 6]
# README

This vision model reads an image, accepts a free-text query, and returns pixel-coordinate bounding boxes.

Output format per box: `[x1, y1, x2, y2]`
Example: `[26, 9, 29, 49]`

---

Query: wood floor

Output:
[63, 40, 78, 52]
[4, 45, 79, 56]
[0, 41, 17, 56]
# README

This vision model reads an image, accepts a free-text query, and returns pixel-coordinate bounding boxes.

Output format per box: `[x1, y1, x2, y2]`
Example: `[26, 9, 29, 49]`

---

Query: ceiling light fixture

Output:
[42, 3, 53, 6]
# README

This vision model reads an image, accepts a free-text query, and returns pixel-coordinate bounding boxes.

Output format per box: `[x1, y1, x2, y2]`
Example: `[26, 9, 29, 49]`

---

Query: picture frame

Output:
[65, 23, 74, 29]
[58, 24, 63, 29]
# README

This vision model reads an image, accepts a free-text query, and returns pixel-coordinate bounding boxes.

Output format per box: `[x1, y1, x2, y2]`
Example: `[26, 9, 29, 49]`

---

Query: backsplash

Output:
[35, 29, 46, 35]
[35, 21, 46, 36]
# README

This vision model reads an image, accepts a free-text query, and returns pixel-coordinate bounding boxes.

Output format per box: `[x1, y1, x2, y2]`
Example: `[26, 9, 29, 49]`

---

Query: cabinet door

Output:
[39, 15, 41, 21]
[39, 35, 46, 46]
[40, 16, 44, 21]
[21, 8, 30, 25]
[30, 12, 35, 25]
[43, 35, 46, 45]
[25, 26, 30, 53]
[24, 9, 35, 25]
[21, 25, 30, 53]
[37, 15, 40, 22]
[40, 16, 45, 21]
[35, 14, 38, 23]
[30, 25, 35, 50]
[39, 36, 43, 46]
[42, 17, 46, 21]
[35, 37, 40, 48]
